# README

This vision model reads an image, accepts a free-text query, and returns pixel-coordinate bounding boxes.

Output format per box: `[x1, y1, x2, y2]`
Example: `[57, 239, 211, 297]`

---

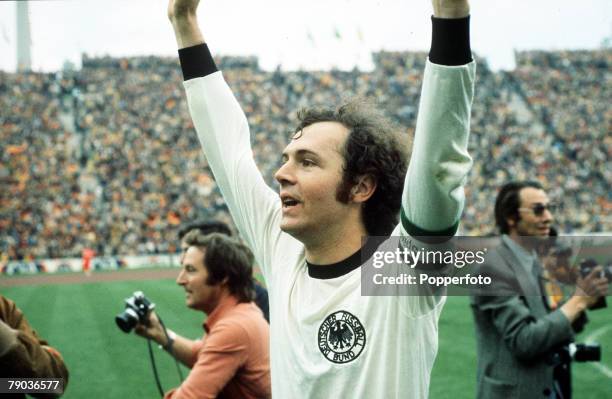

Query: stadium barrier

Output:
[2, 253, 180, 275]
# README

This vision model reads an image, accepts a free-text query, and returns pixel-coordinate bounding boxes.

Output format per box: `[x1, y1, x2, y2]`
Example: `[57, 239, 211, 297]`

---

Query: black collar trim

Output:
[306, 241, 379, 280]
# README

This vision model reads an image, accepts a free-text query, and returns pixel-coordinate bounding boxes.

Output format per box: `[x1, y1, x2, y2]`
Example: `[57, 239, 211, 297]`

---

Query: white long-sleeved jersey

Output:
[183, 59, 476, 398]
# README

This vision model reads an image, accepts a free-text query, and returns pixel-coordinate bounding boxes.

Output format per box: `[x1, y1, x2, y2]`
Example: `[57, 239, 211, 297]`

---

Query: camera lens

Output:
[115, 308, 139, 333]
[570, 343, 602, 362]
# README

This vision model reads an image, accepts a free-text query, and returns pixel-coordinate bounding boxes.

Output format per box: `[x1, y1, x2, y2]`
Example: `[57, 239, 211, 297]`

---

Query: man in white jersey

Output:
[167, 0, 475, 397]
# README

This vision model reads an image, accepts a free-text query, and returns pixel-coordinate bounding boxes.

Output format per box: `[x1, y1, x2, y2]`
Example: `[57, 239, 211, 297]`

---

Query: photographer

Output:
[134, 232, 271, 399]
[177, 220, 269, 323]
[470, 181, 609, 399]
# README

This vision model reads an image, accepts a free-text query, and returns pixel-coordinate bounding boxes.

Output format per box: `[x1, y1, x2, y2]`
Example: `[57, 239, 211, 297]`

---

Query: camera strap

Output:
[159, 316, 185, 381]
[147, 338, 165, 398]
[146, 315, 185, 398]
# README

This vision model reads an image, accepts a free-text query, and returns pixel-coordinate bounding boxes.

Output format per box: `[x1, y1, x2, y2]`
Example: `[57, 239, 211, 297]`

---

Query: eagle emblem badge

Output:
[318, 310, 366, 364]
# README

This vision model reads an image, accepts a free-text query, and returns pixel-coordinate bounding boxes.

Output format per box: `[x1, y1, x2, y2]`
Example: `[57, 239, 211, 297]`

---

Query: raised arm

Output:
[396, 1, 475, 316]
[400, 0, 475, 239]
[167, 0, 285, 277]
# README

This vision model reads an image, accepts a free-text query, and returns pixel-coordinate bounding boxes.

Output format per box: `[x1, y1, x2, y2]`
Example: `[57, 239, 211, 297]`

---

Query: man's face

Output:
[274, 121, 352, 239]
[508, 187, 554, 238]
[176, 246, 222, 313]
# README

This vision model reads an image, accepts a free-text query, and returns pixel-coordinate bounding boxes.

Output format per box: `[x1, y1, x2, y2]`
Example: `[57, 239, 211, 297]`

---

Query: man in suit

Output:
[470, 181, 608, 398]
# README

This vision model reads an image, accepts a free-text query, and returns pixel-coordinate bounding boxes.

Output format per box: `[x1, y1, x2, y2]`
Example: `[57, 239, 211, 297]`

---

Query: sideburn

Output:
[335, 175, 354, 204]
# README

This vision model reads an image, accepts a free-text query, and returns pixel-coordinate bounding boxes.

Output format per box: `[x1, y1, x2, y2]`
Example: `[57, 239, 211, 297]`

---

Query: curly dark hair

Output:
[183, 231, 255, 303]
[294, 98, 411, 236]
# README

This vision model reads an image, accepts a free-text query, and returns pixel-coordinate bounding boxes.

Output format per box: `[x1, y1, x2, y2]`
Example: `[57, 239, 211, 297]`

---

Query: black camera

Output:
[569, 343, 601, 362]
[115, 291, 155, 333]
[555, 342, 602, 366]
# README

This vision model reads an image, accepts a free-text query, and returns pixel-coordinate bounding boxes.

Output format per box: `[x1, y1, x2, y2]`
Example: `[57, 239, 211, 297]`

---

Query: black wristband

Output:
[178, 43, 218, 81]
[429, 15, 472, 66]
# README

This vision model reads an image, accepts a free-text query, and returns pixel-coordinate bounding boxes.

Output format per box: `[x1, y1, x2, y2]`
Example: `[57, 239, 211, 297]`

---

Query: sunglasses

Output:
[519, 203, 557, 216]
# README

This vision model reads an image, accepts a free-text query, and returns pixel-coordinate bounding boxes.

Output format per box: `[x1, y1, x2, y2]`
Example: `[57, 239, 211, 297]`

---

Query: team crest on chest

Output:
[318, 310, 366, 364]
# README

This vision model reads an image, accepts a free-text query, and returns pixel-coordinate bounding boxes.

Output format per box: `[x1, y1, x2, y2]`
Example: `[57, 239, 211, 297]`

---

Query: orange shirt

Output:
[165, 296, 270, 399]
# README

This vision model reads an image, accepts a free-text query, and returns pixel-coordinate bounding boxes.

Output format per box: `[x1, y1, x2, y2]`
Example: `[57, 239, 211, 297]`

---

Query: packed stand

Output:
[1, 49, 610, 261]
[510, 50, 611, 232]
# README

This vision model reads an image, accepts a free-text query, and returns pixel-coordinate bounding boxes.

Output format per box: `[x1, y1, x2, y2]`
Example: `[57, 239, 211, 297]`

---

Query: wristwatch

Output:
[160, 330, 176, 352]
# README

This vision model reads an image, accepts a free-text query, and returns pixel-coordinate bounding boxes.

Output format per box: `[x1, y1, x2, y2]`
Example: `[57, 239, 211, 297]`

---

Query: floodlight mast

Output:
[16, 1, 32, 72]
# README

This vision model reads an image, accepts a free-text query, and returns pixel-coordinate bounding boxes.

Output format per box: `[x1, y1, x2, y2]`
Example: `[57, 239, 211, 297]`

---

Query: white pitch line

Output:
[590, 363, 612, 378]
[584, 325, 612, 379]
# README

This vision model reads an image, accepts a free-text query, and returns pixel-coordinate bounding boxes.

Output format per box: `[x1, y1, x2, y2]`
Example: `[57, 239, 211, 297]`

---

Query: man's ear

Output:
[351, 174, 377, 204]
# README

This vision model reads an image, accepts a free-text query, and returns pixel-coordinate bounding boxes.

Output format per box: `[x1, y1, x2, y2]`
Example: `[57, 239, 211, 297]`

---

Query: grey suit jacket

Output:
[470, 239, 575, 399]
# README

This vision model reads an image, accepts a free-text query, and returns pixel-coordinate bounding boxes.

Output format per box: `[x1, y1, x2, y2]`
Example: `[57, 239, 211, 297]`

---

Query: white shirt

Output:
[183, 59, 476, 398]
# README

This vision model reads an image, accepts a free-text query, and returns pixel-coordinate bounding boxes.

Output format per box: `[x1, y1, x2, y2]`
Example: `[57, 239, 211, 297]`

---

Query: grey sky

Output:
[0, 0, 610, 72]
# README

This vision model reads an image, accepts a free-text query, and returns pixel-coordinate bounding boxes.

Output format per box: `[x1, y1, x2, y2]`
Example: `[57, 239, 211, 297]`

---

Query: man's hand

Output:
[167, 0, 205, 49]
[573, 266, 609, 307]
[135, 313, 197, 367]
[561, 266, 609, 323]
[134, 311, 167, 346]
[168, 0, 200, 23]
[432, 0, 470, 19]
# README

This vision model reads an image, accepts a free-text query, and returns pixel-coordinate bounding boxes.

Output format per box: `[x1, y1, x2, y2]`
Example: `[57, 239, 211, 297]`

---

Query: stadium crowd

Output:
[509, 50, 611, 232]
[1, 49, 610, 261]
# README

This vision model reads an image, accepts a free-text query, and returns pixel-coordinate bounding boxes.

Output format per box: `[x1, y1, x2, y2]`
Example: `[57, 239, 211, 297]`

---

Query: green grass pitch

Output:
[3, 278, 611, 398]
